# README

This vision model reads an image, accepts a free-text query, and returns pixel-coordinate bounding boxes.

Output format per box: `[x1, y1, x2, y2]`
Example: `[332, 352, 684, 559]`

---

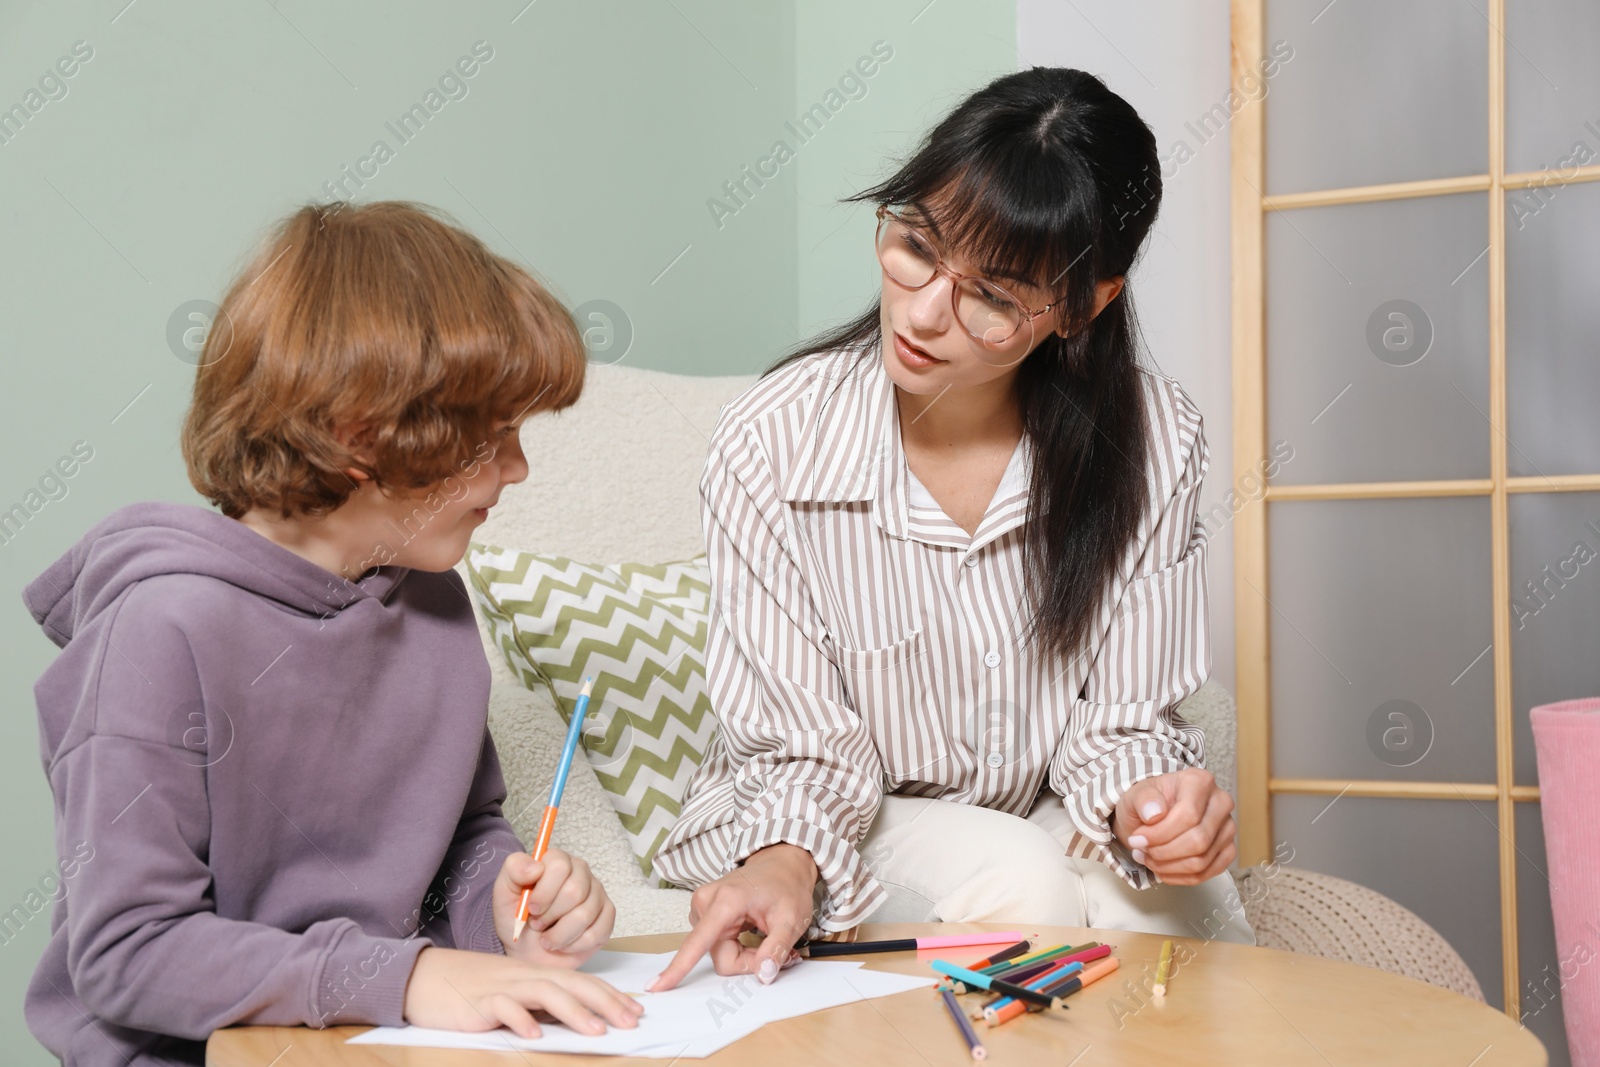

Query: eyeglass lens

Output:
[876, 216, 1030, 348]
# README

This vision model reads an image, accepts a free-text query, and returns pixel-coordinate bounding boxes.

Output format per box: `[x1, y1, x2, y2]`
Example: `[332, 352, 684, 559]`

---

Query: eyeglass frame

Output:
[873, 203, 1062, 347]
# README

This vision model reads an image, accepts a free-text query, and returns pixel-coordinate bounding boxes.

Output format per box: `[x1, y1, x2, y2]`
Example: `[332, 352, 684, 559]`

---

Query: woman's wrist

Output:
[741, 843, 819, 892]
[739, 844, 822, 951]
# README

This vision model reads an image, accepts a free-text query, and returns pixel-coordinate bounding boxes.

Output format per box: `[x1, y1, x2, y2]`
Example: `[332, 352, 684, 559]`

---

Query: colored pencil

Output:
[512, 676, 595, 942]
[979, 957, 1092, 1009]
[930, 961, 1065, 1011]
[1153, 939, 1174, 996]
[979, 961, 1084, 1019]
[945, 942, 1093, 994]
[985, 956, 1073, 987]
[986, 941, 1091, 976]
[985, 942, 1111, 1000]
[964, 937, 1034, 971]
[800, 930, 1023, 958]
[940, 988, 987, 1060]
[992, 940, 1107, 985]
[1035, 957, 1120, 1005]
[986, 957, 1120, 1028]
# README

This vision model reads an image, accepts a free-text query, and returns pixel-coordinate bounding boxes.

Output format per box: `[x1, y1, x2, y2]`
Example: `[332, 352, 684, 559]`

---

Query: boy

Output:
[23, 201, 642, 1065]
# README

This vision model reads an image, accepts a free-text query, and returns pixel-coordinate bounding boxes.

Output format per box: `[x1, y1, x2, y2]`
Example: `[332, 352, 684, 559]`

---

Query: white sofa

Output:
[461, 362, 1484, 1001]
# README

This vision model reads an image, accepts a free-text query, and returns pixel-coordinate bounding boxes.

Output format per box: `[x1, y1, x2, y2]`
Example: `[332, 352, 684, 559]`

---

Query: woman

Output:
[649, 66, 1251, 993]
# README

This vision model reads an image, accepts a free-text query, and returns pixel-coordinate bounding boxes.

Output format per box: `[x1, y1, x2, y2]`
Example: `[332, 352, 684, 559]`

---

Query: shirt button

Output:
[986, 753, 1004, 768]
[984, 650, 1001, 669]
[964, 555, 979, 568]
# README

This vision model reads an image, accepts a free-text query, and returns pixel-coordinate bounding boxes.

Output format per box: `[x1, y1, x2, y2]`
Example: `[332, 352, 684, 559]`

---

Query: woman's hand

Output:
[1112, 767, 1237, 885]
[493, 849, 615, 966]
[403, 946, 642, 1039]
[645, 843, 818, 992]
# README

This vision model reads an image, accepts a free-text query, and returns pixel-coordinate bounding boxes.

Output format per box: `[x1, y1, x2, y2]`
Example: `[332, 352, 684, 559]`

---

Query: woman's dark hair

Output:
[765, 66, 1164, 666]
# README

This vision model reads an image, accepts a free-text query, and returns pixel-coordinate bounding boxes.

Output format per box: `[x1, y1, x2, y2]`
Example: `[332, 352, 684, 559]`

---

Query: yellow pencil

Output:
[1153, 939, 1174, 997]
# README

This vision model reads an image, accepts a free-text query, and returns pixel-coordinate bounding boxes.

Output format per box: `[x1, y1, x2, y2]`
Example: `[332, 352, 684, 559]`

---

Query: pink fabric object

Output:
[1533, 696, 1600, 1067]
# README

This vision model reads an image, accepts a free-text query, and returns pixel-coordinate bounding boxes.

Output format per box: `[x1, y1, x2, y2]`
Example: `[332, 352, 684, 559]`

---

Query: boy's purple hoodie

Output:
[23, 502, 523, 1066]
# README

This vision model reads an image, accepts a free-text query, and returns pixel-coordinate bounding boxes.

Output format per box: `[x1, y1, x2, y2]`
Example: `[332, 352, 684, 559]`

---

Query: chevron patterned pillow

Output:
[464, 543, 717, 882]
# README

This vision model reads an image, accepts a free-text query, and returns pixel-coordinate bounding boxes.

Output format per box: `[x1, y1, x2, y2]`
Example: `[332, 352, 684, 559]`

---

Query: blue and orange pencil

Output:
[512, 676, 595, 942]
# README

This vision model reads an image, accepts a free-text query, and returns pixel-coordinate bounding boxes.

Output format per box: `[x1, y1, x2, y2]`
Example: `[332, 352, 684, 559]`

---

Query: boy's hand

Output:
[1112, 767, 1237, 885]
[404, 946, 642, 1039]
[493, 849, 615, 965]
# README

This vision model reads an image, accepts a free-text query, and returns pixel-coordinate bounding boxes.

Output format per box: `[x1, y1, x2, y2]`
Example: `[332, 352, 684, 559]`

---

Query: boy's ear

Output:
[332, 421, 376, 481]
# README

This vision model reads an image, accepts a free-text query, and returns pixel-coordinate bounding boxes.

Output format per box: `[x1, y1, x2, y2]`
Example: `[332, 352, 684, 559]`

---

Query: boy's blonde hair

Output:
[182, 200, 585, 518]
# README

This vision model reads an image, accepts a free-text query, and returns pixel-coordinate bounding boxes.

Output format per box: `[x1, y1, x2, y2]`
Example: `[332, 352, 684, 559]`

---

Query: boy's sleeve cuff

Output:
[314, 926, 432, 1027]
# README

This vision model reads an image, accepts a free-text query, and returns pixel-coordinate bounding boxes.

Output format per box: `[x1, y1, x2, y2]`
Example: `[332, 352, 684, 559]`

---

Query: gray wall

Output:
[0, 0, 1014, 1059]
[1018, 0, 1237, 695]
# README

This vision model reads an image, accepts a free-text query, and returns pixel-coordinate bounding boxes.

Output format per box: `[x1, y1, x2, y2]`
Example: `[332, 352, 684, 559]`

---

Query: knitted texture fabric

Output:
[1238, 863, 1485, 1002]
[460, 363, 755, 689]
[1170, 678, 1238, 800]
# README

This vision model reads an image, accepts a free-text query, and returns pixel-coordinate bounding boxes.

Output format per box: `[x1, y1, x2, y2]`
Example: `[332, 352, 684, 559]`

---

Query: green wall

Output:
[794, 0, 1021, 336]
[0, 1, 1013, 1058]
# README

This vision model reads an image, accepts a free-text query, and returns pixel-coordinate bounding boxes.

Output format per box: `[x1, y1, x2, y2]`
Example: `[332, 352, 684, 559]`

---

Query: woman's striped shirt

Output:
[652, 343, 1212, 935]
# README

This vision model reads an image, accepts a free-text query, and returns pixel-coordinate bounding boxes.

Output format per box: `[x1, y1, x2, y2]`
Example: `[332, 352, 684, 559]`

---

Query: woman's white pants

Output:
[857, 791, 1255, 945]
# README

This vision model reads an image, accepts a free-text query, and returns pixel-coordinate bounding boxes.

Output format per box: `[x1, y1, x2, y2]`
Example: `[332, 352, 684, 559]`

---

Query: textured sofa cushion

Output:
[466, 544, 717, 881]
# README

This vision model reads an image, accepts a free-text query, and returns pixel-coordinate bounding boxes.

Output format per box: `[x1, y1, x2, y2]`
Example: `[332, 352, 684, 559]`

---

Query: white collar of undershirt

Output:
[905, 436, 1029, 511]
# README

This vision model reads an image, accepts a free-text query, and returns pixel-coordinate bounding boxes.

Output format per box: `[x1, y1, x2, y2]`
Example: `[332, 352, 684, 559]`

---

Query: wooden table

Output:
[207, 922, 1547, 1066]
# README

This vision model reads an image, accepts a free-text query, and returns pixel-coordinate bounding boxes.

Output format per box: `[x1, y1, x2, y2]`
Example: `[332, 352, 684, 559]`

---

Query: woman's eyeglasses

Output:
[874, 204, 1060, 350]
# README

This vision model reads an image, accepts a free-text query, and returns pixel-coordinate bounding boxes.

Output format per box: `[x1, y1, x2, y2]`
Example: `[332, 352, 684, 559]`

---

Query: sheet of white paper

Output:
[347, 950, 937, 1058]
[567, 948, 682, 992]
[641, 963, 938, 1059]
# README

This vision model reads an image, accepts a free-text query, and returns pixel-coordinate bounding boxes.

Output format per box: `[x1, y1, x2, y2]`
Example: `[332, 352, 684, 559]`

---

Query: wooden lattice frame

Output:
[1230, 0, 1600, 1017]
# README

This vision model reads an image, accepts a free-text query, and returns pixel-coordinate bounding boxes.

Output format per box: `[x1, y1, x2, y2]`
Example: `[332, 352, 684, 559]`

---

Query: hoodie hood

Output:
[24, 501, 404, 649]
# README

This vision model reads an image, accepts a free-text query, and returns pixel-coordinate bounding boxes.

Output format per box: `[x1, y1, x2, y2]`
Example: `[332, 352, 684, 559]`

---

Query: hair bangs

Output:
[870, 150, 1102, 325]
[184, 200, 587, 518]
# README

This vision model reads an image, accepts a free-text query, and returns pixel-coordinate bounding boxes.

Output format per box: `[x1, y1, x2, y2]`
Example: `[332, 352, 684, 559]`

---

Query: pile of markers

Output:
[930, 937, 1122, 1059]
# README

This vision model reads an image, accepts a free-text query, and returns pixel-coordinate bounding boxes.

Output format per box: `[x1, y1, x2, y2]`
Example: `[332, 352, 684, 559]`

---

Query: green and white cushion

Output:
[465, 544, 717, 881]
